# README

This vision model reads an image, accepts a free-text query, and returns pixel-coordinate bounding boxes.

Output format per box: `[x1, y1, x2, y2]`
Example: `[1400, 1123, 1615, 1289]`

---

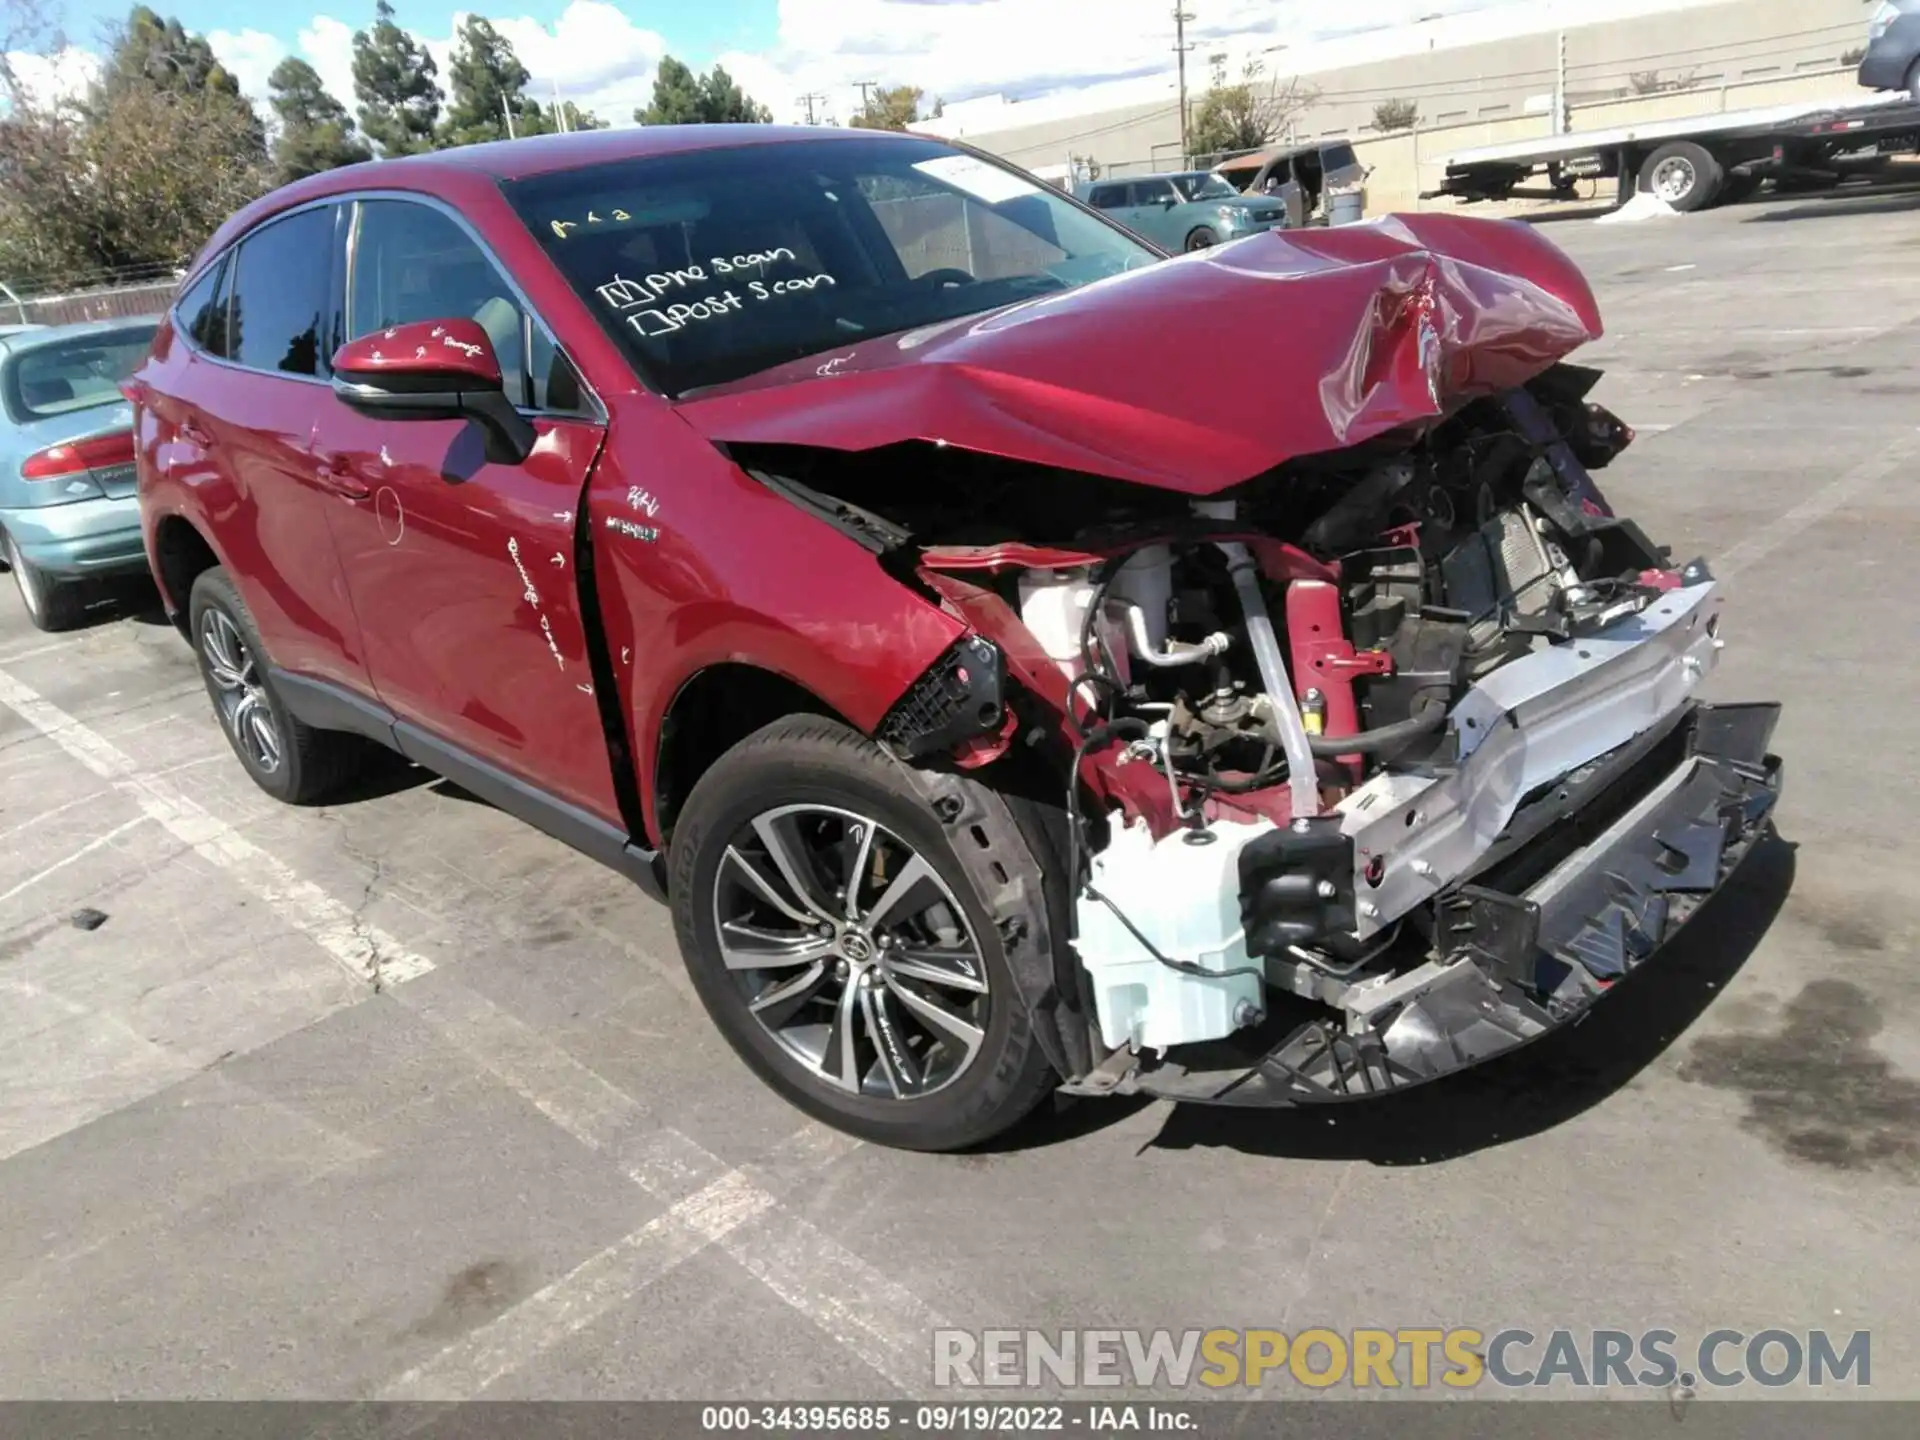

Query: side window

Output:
[1088, 185, 1125, 210]
[1136, 179, 1175, 205]
[176, 256, 232, 360]
[349, 199, 581, 413]
[228, 206, 335, 377]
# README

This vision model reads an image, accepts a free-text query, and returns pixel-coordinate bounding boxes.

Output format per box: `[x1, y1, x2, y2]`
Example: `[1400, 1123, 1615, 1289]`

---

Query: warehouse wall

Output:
[948, 0, 1871, 180]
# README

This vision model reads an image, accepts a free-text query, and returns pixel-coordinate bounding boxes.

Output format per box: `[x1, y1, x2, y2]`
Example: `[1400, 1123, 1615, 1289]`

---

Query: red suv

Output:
[129, 127, 1780, 1151]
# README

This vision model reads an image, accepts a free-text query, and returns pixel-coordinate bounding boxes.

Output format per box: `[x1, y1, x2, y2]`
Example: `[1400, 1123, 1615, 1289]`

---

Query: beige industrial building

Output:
[917, 0, 1875, 182]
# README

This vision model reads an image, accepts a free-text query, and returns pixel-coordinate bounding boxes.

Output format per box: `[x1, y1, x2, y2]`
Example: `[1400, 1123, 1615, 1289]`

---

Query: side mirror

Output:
[330, 317, 535, 465]
[1159, 195, 1178, 208]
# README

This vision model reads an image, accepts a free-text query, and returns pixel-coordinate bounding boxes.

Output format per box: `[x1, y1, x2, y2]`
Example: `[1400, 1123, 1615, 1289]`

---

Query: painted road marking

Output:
[0, 814, 147, 905]
[0, 667, 434, 986]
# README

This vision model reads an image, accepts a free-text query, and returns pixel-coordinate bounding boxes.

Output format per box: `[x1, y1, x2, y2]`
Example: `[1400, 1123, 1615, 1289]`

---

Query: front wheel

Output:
[1184, 227, 1218, 251]
[668, 715, 1057, 1151]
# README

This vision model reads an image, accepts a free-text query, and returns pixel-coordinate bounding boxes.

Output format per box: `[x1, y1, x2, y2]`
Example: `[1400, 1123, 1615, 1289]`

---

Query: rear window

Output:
[3, 325, 156, 422]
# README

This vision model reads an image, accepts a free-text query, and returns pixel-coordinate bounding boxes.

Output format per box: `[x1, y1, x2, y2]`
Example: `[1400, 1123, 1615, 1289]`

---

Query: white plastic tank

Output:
[1073, 815, 1271, 1051]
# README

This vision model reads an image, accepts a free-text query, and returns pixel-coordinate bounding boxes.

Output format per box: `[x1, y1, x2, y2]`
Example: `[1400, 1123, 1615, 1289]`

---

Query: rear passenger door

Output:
[166, 204, 373, 694]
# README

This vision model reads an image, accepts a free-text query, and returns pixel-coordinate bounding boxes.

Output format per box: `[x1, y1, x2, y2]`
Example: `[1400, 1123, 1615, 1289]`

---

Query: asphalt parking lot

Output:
[2, 182, 1918, 1404]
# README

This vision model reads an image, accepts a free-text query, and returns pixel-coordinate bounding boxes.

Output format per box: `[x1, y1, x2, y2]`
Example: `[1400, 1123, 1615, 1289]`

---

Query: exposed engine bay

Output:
[739, 362, 1780, 1103]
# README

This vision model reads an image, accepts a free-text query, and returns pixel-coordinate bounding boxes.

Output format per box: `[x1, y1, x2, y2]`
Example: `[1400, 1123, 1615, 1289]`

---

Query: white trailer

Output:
[1425, 91, 1920, 212]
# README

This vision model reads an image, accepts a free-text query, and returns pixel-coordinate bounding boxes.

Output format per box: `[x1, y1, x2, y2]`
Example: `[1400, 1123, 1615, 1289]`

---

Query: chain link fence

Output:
[1, 267, 182, 328]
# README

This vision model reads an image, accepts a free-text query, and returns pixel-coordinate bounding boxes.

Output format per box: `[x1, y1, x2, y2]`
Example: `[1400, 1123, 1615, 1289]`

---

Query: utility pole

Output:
[1174, 6, 1195, 164]
[500, 93, 516, 140]
[855, 80, 880, 118]
[799, 92, 828, 125]
[1554, 30, 1568, 135]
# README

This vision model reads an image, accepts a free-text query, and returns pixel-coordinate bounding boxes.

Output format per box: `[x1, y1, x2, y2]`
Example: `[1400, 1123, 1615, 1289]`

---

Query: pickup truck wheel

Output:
[188, 567, 366, 805]
[1183, 227, 1218, 251]
[669, 715, 1057, 1151]
[1638, 141, 1723, 212]
[3, 531, 87, 632]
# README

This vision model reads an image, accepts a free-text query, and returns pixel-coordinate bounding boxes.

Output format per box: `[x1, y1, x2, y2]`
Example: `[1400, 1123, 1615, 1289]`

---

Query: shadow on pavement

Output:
[1745, 179, 1920, 223]
[1139, 828, 1797, 1165]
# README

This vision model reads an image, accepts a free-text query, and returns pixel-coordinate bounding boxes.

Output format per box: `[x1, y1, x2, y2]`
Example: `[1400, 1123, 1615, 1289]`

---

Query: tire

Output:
[3, 530, 88, 632]
[1183, 227, 1218, 251]
[1907, 58, 1920, 105]
[1637, 141, 1724, 212]
[668, 715, 1058, 1151]
[188, 567, 366, 805]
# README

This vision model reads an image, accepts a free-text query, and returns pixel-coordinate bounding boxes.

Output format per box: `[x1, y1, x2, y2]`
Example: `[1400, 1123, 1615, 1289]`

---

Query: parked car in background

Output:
[0, 318, 160, 629]
[1860, 1, 1920, 98]
[1211, 140, 1367, 227]
[129, 126, 1778, 1152]
[1078, 171, 1288, 250]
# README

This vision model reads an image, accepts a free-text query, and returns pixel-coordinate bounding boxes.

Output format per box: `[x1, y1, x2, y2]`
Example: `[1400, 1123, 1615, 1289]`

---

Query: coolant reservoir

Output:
[1074, 816, 1270, 1051]
[1018, 570, 1128, 685]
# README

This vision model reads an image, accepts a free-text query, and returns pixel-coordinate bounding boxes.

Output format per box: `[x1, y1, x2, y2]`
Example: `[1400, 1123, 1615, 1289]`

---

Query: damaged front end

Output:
[691, 220, 1783, 1108]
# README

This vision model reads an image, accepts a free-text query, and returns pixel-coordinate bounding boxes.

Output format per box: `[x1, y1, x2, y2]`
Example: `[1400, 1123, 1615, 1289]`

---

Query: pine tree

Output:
[634, 56, 771, 125]
[268, 58, 372, 182]
[437, 15, 546, 147]
[351, 0, 439, 157]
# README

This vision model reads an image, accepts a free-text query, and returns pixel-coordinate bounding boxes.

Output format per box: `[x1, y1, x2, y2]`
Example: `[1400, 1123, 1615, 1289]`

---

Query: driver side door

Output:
[314, 196, 621, 823]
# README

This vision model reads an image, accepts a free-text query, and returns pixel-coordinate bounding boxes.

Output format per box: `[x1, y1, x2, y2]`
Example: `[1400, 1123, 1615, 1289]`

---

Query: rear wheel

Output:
[1638, 141, 1724, 212]
[1183, 227, 1218, 251]
[3, 531, 88, 632]
[668, 715, 1057, 1151]
[188, 567, 367, 804]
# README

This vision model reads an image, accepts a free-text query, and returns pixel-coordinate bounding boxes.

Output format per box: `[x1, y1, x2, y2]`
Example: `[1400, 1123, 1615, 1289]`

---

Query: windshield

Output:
[502, 136, 1158, 395]
[4, 324, 155, 423]
[1173, 174, 1239, 201]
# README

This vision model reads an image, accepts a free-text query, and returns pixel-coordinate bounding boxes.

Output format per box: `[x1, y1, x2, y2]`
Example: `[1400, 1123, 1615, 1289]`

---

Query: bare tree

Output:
[1629, 68, 1702, 97]
[1187, 58, 1318, 160]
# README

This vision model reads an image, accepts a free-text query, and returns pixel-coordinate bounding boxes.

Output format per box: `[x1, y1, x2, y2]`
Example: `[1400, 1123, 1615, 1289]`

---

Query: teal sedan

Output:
[0, 317, 159, 630]
[1078, 171, 1289, 252]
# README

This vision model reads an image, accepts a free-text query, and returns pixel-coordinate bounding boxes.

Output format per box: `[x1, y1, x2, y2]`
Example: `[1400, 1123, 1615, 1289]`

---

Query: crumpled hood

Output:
[673, 213, 1603, 495]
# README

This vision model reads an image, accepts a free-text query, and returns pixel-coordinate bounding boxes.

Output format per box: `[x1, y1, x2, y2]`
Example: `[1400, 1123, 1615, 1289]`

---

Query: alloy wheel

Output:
[200, 609, 282, 774]
[712, 804, 991, 1100]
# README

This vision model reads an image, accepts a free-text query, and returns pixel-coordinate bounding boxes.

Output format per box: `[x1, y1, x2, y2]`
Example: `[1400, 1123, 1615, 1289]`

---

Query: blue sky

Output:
[59, 0, 779, 67]
[18, 0, 1544, 128]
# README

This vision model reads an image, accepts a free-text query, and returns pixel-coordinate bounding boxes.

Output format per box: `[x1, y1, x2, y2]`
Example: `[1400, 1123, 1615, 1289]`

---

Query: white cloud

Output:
[205, 2, 664, 127]
[3, 44, 100, 108]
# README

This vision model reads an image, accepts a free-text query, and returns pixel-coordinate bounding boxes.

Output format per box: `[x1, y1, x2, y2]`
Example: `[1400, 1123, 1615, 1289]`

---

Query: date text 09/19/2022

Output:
[700, 1404, 1196, 1432]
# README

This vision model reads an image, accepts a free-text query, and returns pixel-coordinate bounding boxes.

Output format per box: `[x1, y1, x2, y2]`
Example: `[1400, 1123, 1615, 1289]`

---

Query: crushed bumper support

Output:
[1116, 701, 1782, 1107]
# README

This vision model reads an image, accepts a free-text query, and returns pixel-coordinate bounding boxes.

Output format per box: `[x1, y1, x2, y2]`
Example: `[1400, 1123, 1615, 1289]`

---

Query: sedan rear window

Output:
[3, 325, 156, 422]
[502, 135, 1156, 396]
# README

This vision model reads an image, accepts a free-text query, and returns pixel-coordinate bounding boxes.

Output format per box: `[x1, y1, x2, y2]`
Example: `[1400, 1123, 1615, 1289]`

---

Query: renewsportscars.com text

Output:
[932, 1327, 1871, 1391]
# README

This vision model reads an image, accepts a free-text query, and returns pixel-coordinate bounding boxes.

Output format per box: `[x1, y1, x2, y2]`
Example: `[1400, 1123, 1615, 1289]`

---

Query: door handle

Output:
[313, 452, 372, 501]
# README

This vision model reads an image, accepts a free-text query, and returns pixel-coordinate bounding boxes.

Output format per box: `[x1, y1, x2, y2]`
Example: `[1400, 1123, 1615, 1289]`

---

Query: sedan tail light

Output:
[20, 430, 136, 481]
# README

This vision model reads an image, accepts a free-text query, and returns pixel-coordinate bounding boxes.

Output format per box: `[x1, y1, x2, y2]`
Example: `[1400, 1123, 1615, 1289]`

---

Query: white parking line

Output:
[0, 814, 148, 905]
[0, 667, 434, 986]
[393, 979, 942, 1396]
[1718, 428, 1920, 579]
[0, 665, 949, 1398]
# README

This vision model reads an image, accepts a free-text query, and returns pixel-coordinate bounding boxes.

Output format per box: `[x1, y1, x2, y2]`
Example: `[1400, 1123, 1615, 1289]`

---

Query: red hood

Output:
[672, 213, 1603, 495]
